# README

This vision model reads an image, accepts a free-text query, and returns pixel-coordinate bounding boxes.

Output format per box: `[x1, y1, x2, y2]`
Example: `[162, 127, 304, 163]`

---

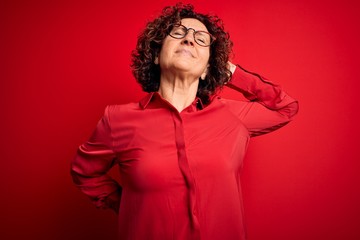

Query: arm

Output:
[70, 106, 121, 213]
[226, 63, 299, 137]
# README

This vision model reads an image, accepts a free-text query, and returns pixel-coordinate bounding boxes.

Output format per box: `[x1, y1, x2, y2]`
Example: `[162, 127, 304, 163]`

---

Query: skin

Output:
[156, 18, 211, 112]
[156, 18, 237, 112]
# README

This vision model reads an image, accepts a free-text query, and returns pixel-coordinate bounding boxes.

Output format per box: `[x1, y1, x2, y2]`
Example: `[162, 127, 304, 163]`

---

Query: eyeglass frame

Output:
[168, 24, 216, 47]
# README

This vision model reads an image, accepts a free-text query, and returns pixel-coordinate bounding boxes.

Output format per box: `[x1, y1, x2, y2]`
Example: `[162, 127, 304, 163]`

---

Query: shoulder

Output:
[215, 96, 251, 109]
[102, 102, 141, 121]
[105, 102, 139, 112]
[214, 96, 254, 117]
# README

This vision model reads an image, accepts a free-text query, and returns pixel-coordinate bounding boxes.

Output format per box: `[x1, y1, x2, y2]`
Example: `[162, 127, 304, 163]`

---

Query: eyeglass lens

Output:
[169, 25, 212, 46]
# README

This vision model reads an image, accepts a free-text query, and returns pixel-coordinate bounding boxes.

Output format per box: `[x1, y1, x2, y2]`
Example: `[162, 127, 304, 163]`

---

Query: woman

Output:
[71, 3, 298, 240]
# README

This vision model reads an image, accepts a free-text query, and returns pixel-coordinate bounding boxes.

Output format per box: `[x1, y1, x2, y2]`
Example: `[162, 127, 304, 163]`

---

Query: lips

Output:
[175, 48, 194, 57]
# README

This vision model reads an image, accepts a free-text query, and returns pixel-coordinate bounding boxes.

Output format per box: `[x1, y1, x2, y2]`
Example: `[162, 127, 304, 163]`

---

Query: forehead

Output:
[180, 18, 208, 31]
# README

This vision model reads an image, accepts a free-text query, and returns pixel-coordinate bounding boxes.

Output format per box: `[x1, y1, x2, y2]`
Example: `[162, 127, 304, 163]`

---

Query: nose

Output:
[181, 30, 195, 46]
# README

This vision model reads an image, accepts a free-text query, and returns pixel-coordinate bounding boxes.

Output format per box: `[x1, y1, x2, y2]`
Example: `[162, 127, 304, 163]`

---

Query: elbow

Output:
[289, 100, 299, 119]
[70, 159, 86, 186]
[70, 168, 82, 186]
[284, 100, 299, 120]
[278, 100, 299, 120]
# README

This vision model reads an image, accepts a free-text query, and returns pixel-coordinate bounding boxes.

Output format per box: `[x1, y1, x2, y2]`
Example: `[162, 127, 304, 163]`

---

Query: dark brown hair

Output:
[131, 2, 233, 104]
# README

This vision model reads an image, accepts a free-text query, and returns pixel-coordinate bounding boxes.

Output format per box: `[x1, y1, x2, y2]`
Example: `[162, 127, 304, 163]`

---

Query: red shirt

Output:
[71, 67, 299, 240]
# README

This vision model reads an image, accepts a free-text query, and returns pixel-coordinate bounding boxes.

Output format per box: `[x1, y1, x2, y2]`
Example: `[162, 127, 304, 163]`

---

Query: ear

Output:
[154, 56, 159, 65]
[200, 64, 210, 80]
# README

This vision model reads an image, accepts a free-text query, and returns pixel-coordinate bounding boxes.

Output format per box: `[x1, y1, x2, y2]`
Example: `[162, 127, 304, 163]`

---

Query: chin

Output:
[173, 60, 198, 70]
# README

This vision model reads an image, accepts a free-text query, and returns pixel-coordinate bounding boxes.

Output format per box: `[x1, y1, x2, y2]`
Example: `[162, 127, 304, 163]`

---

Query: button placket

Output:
[171, 110, 200, 238]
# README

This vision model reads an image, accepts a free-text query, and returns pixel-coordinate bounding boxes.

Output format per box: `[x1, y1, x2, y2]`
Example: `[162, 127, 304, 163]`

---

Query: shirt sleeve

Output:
[226, 65, 299, 137]
[70, 106, 121, 212]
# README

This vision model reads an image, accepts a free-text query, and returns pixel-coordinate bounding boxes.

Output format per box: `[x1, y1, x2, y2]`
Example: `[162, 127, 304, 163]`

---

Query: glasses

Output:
[168, 24, 216, 47]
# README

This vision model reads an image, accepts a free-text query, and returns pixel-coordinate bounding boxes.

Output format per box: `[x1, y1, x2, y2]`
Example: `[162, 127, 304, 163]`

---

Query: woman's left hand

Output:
[228, 61, 237, 74]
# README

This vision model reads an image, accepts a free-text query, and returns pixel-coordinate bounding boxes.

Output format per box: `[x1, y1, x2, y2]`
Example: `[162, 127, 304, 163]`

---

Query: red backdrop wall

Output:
[1, 0, 359, 239]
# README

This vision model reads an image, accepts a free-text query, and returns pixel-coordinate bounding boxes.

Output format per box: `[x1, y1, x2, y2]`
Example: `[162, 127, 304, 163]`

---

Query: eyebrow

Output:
[178, 24, 208, 32]
[196, 31, 209, 35]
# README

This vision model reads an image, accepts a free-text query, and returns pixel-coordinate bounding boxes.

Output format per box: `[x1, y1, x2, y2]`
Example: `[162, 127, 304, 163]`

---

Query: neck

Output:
[158, 73, 199, 112]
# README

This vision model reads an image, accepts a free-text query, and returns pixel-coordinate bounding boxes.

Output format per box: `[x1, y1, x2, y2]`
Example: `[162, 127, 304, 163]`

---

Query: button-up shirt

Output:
[71, 67, 299, 240]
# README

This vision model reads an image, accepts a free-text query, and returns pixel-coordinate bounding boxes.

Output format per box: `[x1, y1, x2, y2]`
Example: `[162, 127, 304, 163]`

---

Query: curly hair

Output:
[131, 2, 233, 104]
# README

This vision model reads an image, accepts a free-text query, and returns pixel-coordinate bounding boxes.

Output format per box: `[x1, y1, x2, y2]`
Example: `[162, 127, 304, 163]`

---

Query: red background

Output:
[1, 0, 360, 239]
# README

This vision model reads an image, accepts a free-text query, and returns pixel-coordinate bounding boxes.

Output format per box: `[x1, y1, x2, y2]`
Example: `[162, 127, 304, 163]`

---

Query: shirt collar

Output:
[139, 92, 205, 111]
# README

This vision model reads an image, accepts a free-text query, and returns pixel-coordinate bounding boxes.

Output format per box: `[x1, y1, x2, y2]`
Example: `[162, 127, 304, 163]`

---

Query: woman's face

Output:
[158, 18, 210, 79]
